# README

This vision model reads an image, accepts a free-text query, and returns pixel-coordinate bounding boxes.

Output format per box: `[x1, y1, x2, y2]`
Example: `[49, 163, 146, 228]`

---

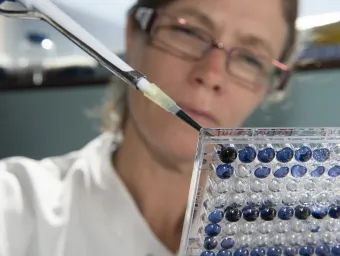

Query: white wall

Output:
[0, 0, 134, 70]
[1, 0, 340, 70]
[300, 0, 340, 16]
[0, 15, 4, 53]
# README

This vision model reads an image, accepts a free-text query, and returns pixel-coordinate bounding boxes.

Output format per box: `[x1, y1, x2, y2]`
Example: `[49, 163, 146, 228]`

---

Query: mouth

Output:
[178, 104, 218, 127]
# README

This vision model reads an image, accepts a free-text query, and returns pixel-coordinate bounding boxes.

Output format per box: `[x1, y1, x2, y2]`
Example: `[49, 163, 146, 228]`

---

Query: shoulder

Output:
[1, 132, 120, 187]
[0, 144, 83, 223]
[0, 132, 120, 255]
[0, 131, 122, 210]
[1, 150, 81, 197]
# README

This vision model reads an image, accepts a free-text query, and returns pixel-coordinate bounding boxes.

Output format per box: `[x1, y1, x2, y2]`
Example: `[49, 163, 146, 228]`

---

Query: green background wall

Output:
[1, 69, 339, 159]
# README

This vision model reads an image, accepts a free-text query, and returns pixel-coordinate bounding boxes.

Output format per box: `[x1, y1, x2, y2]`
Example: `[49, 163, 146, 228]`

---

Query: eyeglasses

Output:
[134, 7, 291, 92]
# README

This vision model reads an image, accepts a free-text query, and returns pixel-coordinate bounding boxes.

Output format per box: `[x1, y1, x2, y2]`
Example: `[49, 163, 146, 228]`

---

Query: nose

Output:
[188, 49, 226, 93]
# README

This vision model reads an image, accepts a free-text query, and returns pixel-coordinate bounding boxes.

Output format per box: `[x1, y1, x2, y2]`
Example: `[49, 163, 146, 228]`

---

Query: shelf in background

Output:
[0, 65, 113, 91]
[294, 42, 340, 71]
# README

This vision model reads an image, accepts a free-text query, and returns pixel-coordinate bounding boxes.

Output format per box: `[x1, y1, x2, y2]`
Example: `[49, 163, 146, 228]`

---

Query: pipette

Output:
[0, 0, 202, 132]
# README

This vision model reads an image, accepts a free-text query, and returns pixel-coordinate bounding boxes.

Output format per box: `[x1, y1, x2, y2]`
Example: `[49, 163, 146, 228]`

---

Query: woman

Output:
[0, 0, 299, 255]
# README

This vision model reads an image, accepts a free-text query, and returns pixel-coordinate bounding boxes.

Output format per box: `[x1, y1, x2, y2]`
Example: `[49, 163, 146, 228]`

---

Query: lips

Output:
[178, 103, 218, 126]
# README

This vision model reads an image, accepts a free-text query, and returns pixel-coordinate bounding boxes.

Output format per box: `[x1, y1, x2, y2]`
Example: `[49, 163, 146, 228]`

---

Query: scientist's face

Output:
[125, 0, 288, 168]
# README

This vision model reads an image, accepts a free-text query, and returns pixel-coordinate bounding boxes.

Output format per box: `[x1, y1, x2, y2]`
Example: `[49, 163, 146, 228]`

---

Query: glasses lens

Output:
[153, 22, 209, 59]
[228, 49, 279, 89]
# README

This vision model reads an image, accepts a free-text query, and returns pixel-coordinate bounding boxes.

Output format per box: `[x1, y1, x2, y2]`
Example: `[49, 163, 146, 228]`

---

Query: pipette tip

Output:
[176, 110, 202, 132]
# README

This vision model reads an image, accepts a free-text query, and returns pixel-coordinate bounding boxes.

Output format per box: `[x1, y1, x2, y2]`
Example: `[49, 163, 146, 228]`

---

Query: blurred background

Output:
[1, 0, 340, 159]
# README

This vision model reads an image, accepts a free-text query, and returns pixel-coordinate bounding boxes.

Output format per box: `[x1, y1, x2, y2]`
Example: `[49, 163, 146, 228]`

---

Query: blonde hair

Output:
[101, 77, 128, 132]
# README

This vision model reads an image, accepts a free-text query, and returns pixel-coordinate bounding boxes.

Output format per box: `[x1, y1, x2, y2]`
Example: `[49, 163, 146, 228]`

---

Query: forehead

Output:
[163, 0, 288, 58]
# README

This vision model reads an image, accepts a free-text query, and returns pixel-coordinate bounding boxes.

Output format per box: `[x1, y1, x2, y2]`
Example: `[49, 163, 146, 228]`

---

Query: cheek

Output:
[127, 44, 190, 122]
[127, 49, 191, 130]
[126, 48, 200, 160]
[218, 86, 266, 127]
[135, 48, 188, 97]
[127, 85, 200, 162]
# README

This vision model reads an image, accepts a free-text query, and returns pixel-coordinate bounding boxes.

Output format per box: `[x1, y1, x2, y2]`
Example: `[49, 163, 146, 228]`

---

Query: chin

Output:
[151, 116, 200, 163]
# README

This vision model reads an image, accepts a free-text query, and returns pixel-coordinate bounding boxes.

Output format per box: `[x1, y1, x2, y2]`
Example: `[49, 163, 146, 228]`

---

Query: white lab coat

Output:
[0, 132, 174, 256]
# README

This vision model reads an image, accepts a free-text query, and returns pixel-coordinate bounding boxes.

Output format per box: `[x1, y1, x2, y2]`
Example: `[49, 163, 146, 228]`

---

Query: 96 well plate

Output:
[179, 128, 340, 256]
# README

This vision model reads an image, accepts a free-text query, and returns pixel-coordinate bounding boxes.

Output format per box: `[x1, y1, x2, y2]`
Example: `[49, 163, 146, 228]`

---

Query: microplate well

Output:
[179, 128, 340, 256]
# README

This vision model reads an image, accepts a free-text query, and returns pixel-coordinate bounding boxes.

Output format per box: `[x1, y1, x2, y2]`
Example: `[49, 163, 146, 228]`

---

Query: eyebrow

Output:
[170, 8, 215, 31]
[166, 7, 275, 57]
[237, 34, 274, 57]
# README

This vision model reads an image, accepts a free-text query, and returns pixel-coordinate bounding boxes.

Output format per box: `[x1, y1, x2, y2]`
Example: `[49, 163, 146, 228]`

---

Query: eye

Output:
[170, 25, 206, 40]
[242, 54, 263, 69]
